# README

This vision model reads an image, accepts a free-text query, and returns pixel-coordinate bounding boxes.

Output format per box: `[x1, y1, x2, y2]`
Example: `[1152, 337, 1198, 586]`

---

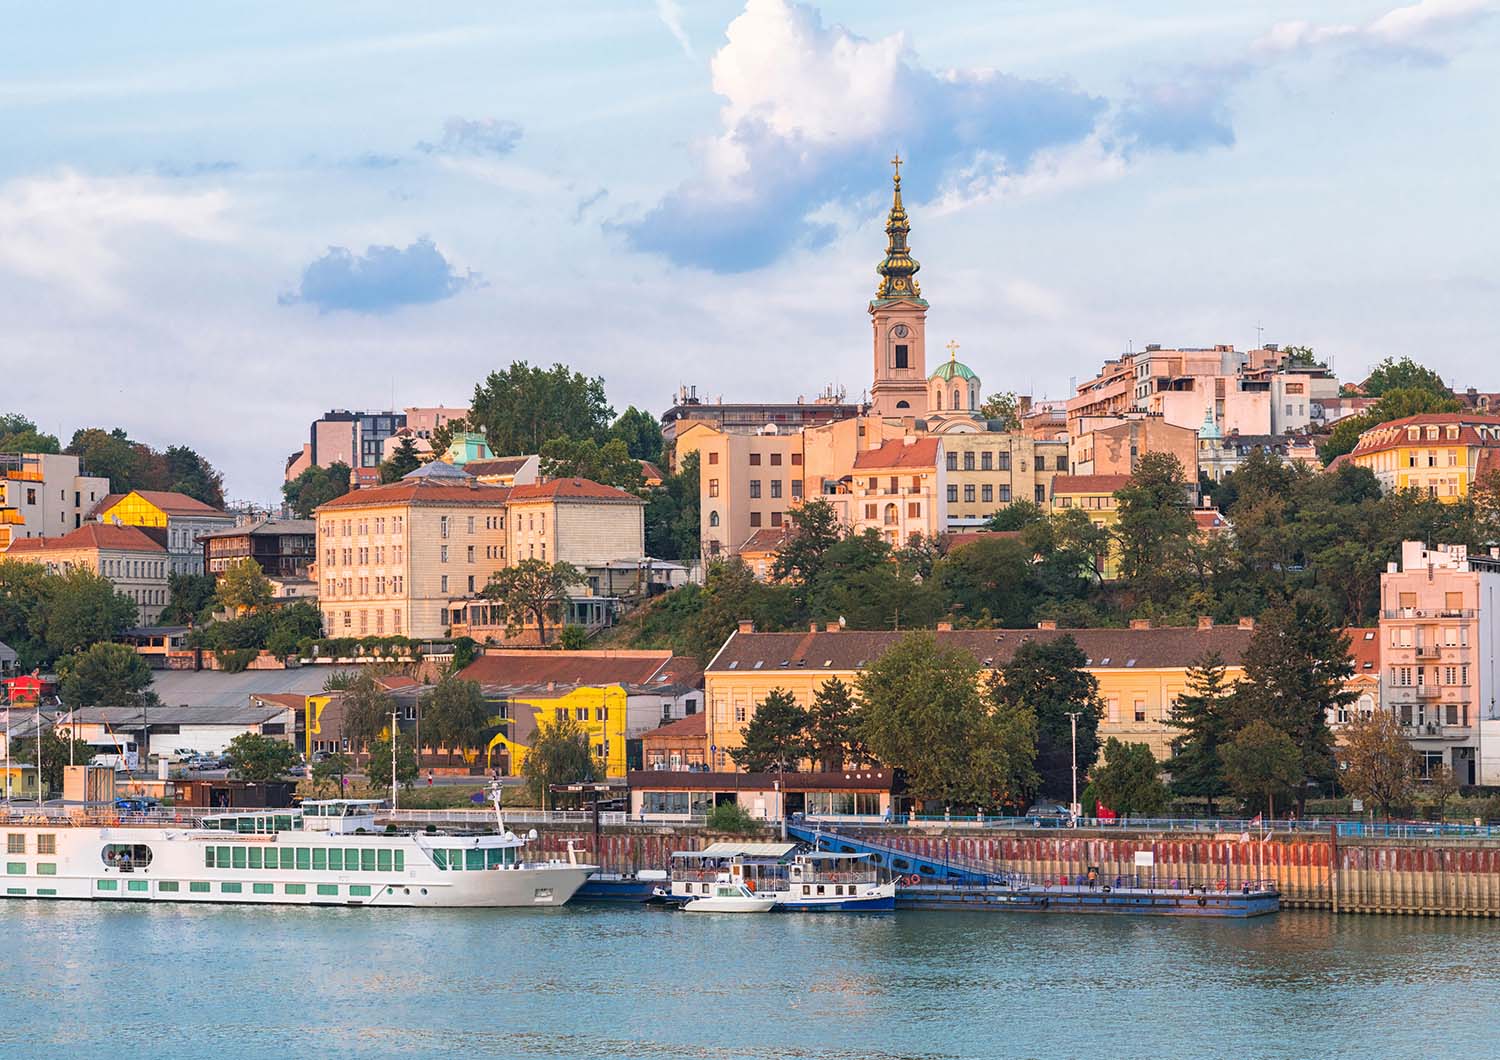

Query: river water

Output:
[0, 902, 1493, 1059]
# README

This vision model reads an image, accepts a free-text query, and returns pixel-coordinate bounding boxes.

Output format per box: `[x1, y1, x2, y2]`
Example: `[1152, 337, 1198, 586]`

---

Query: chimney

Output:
[1237, 617, 1256, 630]
[809, 622, 819, 633]
[737, 620, 755, 634]
[1129, 618, 1151, 630]
[825, 622, 841, 632]
[1037, 620, 1057, 630]
[936, 621, 953, 632]
[1197, 616, 1214, 631]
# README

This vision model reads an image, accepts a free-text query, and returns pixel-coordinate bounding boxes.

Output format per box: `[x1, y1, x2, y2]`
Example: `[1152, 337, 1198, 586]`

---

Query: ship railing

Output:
[0, 806, 288, 829]
[907, 872, 1277, 895]
[380, 809, 629, 826]
[796, 870, 880, 885]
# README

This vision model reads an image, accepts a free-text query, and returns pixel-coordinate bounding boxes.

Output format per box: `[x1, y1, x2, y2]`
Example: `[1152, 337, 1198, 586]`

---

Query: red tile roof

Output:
[1344, 627, 1380, 673]
[942, 530, 1022, 553]
[738, 526, 791, 553]
[1352, 413, 1500, 457]
[250, 693, 311, 710]
[458, 649, 675, 689]
[1051, 474, 1131, 494]
[642, 712, 705, 740]
[316, 480, 509, 510]
[5, 523, 166, 554]
[508, 478, 641, 503]
[853, 437, 941, 470]
[1193, 509, 1229, 532]
[92, 490, 227, 518]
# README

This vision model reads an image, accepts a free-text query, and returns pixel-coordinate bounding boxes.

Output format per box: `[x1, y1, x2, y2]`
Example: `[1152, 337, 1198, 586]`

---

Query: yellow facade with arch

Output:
[486, 684, 628, 779]
[96, 491, 171, 528]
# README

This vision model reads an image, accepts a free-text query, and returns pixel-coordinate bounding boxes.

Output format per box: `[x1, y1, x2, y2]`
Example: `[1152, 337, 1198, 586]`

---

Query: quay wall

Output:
[530, 824, 1500, 918]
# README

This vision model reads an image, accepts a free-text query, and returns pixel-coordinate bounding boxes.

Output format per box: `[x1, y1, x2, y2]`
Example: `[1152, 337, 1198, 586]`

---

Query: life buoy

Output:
[1197, 896, 1208, 907]
[1216, 879, 1228, 892]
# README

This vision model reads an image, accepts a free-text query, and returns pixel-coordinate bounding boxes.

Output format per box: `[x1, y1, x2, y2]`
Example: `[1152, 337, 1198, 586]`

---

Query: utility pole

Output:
[1065, 711, 1082, 827]
[390, 707, 399, 811]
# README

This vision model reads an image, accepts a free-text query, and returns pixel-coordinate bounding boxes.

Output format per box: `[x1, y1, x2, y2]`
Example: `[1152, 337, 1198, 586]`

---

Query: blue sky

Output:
[1, 0, 1496, 502]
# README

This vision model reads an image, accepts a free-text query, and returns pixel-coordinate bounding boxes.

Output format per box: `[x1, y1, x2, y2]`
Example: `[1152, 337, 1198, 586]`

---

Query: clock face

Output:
[893, 325, 909, 339]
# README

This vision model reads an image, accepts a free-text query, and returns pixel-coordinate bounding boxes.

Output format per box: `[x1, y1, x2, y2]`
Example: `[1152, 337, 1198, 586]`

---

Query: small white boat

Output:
[682, 875, 777, 913]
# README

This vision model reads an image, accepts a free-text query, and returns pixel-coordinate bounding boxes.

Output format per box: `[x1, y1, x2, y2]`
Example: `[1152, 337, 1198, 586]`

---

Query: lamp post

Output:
[389, 708, 399, 811]
[1065, 711, 1082, 827]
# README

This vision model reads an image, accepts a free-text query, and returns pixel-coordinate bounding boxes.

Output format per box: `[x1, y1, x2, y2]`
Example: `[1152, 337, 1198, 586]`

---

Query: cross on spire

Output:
[946, 339, 959, 361]
[891, 153, 902, 180]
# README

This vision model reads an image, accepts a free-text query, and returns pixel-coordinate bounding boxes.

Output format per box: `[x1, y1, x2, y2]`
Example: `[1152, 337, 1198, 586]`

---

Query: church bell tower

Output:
[869, 154, 930, 419]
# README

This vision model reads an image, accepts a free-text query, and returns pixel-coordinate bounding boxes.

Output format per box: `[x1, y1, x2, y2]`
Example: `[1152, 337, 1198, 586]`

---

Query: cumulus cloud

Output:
[1256, 0, 1496, 62]
[416, 117, 523, 157]
[278, 237, 479, 313]
[617, 0, 1107, 272]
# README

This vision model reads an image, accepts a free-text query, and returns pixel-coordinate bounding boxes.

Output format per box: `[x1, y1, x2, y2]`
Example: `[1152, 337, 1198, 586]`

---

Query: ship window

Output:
[217, 846, 231, 867]
[253, 883, 274, 895]
[360, 849, 377, 872]
[347, 849, 362, 871]
[487, 848, 505, 868]
[101, 844, 154, 868]
[394, 851, 404, 872]
[231, 847, 247, 870]
[449, 849, 464, 870]
[317, 884, 339, 896]
[96, 880, 117, 892]
[221, 882, 242, 894]
[158, 881, 178, 892]
[6, 863, 23, 875]
[350, 885, 372, 897]
[36, 864, 56, 875]
[329, 849, 343, 871]
[377, 849, 393, 873]
[466, 848, 485, 871]
[190, 882, 210, 893]
[281, 848, 297, 870]
[312, 849, 326, 871]
[285, 884, 307, 895]
[429, 849, 445, 870]
[248, 848, 263, 870]
[37, 834, 55, 854]
[6, 835, 23, 854]
[204, 848, 215, 868]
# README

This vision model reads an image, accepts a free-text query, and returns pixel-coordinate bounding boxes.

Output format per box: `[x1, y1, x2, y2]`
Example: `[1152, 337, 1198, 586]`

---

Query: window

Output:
[894, 344, 909, 369]
[707, 451, 719, 465]
[749, 512, 762, 527]
[440, 575, 448, 594]
[981, 485, 993, 503]
[963, 452, 975, 471]
[749, 453, 761, 466]
[440, 545, 448, 563]
[964, 485, 975, 503]
[190, 881, 210, 893]
[221, 882, 243, 894]
[439, 516, 450, 539]
[318, 884, 339, 896]
[770, 480, 782, 499]
[285, 883, 307, 895]
[350, 885, 372, 897]
[947, 485, 958, 503]
[864, 504, 877, 519]
[791, 480, 803, 499]
[1134, 700, 1146, 723]
[770, 511, 782, 527]
[770, 453, 782, 466]
[749, 480, 761, 499]
[709, 511, 720, 527]
[6, 835, 23, 854]
[708, 479, 720, 498]
[946, 453, 958, 471]
[37, 834, 55, 854]
[999, 485, 1011, 503]
[999, 452, 1011, 471]
[907, 502, 920, 518]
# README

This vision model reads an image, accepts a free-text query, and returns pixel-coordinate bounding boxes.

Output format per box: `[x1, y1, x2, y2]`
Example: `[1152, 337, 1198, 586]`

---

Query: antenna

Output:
[1255, 321, 1264, 347]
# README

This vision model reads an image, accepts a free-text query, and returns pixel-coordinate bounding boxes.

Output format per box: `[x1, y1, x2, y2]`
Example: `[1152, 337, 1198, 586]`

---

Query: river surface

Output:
[0, 902, 1493, 1059]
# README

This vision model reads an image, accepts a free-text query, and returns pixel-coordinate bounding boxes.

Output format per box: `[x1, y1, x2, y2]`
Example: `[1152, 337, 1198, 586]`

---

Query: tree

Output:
[538, 436, 644, 492]
[216, 558, 274, 615]
[1319, 387, 1462, 463]
[469, 361, 613, 455]
[1231, 597, 1352, 814]
[1280, 346, 1326, 369]
[1113, 451, 1196, 606]
[1087, 739, 1169, 817]
[482, 559, 583, 645]
[0, 414, 60, 455]
[282, 462, 351, 518]
[428, 417, 468, 460]
[977, 392, 1021, 430]
[729, 688, 810, 773]
[57, 642, 156, 708]
[1337, 710, 1418, 820]
[160, 445, 226, 508]
[379, 436, 423, 483]
[34, 567, 138, 658]
[1426, 763, 1461, 822]
[771, 499, 843, 592]
[1362, 356, 1449, 398]
[422, 677, 491, 755]
[681, 558, 797, 664]
[65, 427, 145, 492]
[610, 406, 664, 464]
[159, 572, 218, 626]
[338, 670, 396, 748]
[984, 499, 1044, 532]
[643, 450, 699, 562]
[34, 724, 96, 792]
[990, 636, 1103, 801]
[1222, 720, 1304, 818]
[365, 731, 419, 792]
[311, 751, 351, 796]
[520, 714, 600, 806]
[932, 534, 1035, 627]
[807, 677, 865, 771]
[558, 625, 589, 650]
[859, 633, 1037, 810]
[1165, 652, 1236, 814]
[224, 732, 298, 783]
[0, 559, 50, 669]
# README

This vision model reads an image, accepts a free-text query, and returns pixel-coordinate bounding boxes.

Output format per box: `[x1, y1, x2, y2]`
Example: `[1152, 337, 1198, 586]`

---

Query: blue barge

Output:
[897, 880, 1279, 918]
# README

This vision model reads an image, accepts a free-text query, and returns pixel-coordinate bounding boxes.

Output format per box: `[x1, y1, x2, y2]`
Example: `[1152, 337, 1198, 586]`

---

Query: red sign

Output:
[3, 675, 44, 708]
[1094, 800, 1117, 821]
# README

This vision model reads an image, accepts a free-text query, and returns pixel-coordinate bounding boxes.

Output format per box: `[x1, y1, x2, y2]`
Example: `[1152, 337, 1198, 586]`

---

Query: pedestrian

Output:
[427, 770, 434, 787]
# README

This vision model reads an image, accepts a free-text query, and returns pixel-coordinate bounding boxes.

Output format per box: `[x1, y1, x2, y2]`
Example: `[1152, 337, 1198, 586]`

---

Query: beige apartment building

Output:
[1068, 416, 1199, 479]
[940, 432, 1069, 527]
[507, 479, 646, 568]
[846, 437, 946, 545]
[677, 422, 806, 560]
[0, 453, 111, 551]
[6, 523, 169, 624]
[316, 464, 511, 640]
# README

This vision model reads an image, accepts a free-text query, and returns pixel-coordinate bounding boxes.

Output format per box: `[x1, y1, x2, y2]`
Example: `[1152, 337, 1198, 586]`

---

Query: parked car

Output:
[1025, 802, 1070, 818]
[288, 764, 309, 778]
[114, 797, 159, 814]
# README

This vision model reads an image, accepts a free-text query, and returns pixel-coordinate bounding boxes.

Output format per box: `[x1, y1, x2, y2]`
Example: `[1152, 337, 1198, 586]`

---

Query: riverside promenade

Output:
[385, 809, 1500, 919]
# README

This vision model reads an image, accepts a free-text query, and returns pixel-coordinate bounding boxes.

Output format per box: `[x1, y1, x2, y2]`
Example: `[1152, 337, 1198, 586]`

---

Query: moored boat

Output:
[661, 842, 895, 912]
[682, 877, 778, 913]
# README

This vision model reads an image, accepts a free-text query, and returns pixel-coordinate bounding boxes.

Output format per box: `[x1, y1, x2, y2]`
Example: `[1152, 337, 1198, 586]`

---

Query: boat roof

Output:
[795, 851, 874, 862]
[674, 842, 798, 859]
[302, 799, 383, 807]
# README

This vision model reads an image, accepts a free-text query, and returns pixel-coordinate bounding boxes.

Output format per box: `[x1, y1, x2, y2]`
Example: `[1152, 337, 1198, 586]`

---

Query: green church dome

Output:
[930, 358, 978, 383]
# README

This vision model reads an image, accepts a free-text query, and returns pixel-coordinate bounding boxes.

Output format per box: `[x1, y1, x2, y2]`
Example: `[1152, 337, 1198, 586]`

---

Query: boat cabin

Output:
[301, 799, 384, 834]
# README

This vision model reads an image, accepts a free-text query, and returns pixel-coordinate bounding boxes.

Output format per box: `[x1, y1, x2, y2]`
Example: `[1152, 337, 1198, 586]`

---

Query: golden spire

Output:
[874, 154, 923, 303]
[947, 339, 959, 362]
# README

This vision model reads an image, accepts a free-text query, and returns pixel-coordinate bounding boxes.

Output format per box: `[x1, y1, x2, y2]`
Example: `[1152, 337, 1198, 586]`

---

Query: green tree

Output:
[311, 751, 351, 796]
[1320, 387, 1462, 463]
[990, 635, 1103, 801]
[1221, 720, 1303, 818]
[159, 572, 218, 626]
[379, 436, 423, 483]
[224, 732, 298, 783]
[57, 642, 156, 708]
[680, 558, 798, 663]
[422, 677, 492, 755]
[0, 414, 61, 455]
[1165, 652, 1236, 814]
[705, 801, 760, 834]
[0, 559, 50, 668]
[65, 427, 145, 493]
[729, 688, 810, 773]
[338, 670, 396, 748]
[558, 624, 589, 650]
[977, 391, 1021, 430]
[469, 361, 613, 455]
[216, 558, 274, 615]
[34, 724, 97, 792]
[482, 559, 583, 646]
[983, 499, 1045, 531]
[365, 731, 419, 792]
[35, 567, 138, 658]
[521, 714, 601, 806]
[1426, 763, 1461, 821]
[160, 445, 227, 508]
[1280, 346, 1326, 369]
[1362, 356, 1449, 397]
[807, 676, 865, 771]
[859, 633, 1037, 810]
[932, 534, 1035, 627]
[610, 406, 664, 464]
[1231, 598, 1351, 814]
[1113, 451, 1196, 606]
[428, 417, 468, 460]
[1087, 739, 1169, 817]
[538, 436, 644, 492]
[771, 498, 843, 593]
[1337, 710, 1418, 820]
[282, 462, 351, 518]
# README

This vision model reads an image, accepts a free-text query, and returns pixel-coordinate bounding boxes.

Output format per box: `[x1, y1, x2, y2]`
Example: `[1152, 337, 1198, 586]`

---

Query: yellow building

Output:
[1049, 473, 1130, 579]
[487, 684, 630, 779]
[505, 478, 645, 568]
[703, 622, 1255, 768]
[1346, 413, 1500, 501]
[938, 431, 1069, 527]
[92, 489, 234, 575]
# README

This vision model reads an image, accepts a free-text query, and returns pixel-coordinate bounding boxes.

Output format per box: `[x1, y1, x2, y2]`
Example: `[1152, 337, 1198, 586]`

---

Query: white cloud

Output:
[656, 0, 696, 60]
[1256, 0, 1496, 60]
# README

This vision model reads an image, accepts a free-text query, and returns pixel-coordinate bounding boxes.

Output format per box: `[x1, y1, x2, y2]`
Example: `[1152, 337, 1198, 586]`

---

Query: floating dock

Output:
[897, 880, 1279, 918]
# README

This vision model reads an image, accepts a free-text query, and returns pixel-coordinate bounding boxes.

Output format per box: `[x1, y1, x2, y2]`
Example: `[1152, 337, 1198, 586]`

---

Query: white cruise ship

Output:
[0, 797, 596, 908]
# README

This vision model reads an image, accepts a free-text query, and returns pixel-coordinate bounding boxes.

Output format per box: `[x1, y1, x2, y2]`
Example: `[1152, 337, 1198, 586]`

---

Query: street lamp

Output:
[1065, 711, 1082, 827]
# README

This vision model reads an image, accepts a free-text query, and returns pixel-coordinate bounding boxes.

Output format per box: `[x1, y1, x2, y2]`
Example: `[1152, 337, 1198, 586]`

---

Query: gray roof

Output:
[197, 519, 316, 540]
[0, 640, 16, 664]
[61, 704, 292, 727]
[403, 460, 473, 481]
[150, 667, 339, 709]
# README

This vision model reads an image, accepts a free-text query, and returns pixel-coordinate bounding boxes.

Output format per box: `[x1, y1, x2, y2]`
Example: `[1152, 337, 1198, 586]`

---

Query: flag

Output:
[1249, 813, 1262, 827]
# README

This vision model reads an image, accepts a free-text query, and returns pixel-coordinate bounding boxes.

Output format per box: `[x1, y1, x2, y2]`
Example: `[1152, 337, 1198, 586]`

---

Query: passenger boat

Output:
[682, 877, 777, 913]
[660, 842, 895, 912]
[0, 792, 596, 908]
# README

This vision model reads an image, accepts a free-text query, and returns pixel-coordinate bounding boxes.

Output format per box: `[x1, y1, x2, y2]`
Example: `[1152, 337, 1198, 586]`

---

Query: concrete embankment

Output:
[526, 823, 1500, 918]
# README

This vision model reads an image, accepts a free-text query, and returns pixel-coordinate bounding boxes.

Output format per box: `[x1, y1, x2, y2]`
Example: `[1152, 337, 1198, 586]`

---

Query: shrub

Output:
[215, 648, 258, 673]
[705, 802, 760, 835]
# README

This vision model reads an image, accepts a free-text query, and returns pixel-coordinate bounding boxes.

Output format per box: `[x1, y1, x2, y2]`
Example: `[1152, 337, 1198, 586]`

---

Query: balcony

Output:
[1415, 686, 1442, 699]
[1382, 609, 1476, 619]
[1402, 723, 1473, 742]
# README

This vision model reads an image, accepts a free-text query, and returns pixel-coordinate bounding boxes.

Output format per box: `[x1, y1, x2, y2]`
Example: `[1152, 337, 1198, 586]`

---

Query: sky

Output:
[1, 0, 1497, 503]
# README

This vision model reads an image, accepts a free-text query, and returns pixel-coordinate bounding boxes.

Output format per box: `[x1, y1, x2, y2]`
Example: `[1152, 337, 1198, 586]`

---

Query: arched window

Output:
[935, 390, 943, 410]
[953, 388, 961, 410]
[708, 511, 720, 527]
[884, 503, 898, 526]
[895, 401, 910, 409]
[969, 387, 977, 410]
